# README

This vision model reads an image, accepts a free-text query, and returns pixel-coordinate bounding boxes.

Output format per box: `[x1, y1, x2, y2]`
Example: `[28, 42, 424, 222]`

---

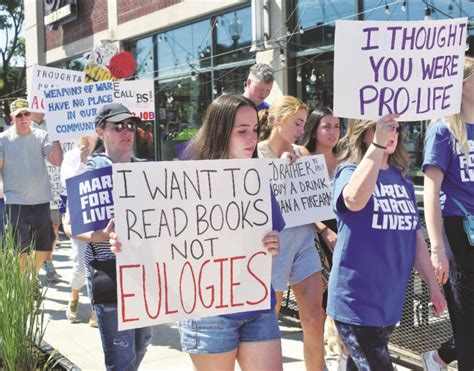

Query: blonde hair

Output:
[258, 96, 308, 141]
[337, 119, 410, 175]
[438, 56, 474, 159]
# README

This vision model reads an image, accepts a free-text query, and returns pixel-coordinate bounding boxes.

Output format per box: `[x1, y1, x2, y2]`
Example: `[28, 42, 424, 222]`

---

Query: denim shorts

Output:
[178, 312, 281, 354]
[271, 224, 322, 291]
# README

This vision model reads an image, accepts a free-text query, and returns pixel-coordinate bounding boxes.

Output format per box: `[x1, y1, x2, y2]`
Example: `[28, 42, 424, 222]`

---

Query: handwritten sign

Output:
[43, 79, 155, 141]
[334, 18, 467, 121]
[66, 166, 113, 235]
[269, 155, 334, 228]
[29, 65, 85, 113]
[112, 159, 273, 330]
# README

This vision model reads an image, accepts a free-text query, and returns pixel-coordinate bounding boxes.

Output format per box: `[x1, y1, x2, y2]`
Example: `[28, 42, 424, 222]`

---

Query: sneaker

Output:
[337, 354, 348, 371]
[66, 300, 79, 322]
[89, 308, 98, 328]
[421, 350, 447, 371]
[44, 261, 61, 282]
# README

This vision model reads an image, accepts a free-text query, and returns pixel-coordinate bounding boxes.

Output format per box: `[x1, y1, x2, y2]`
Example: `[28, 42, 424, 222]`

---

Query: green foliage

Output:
[0, 0, 26, 99]
[0, 227, 48, 370]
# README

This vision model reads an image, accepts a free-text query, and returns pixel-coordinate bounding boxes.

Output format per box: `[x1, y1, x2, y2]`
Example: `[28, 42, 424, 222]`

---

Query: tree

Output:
[0, 0, 25, 101]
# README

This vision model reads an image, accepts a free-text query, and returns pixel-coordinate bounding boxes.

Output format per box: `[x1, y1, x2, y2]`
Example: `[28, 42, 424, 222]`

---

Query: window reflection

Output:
[292, 1, 355, 50]
[158, 73, 212, 161]
[128, 37, 154, 79]
[216, 7, 252, 64]
[157, 20, 212, 79]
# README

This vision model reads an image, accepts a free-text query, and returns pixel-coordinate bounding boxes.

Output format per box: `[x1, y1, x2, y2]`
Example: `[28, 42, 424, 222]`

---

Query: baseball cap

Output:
[10, 98, 30, 117]
[94, 103, 141, 128]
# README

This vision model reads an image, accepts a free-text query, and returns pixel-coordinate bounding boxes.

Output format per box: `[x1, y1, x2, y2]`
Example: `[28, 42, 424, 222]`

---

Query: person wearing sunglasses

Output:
[63, 103, 152, 370]
[326, 115, 446, 370]
[0, 98, 63, 277]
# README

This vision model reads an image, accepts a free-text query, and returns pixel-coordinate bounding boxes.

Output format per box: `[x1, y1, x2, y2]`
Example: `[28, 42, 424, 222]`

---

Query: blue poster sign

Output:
[66, 166, 114, 235]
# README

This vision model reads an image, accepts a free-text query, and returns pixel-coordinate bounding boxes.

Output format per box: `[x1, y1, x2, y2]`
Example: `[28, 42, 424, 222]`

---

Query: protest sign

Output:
[29, 65, 85, 113]
[333, 18, 468, 121]
[43, 79, 155, 141]
[112, 159, 273, 330]
[269, 155, 334, 228]
[84, 61, 120, 83]
[66, 166, 113, 235]
[47, 163, 62, 210]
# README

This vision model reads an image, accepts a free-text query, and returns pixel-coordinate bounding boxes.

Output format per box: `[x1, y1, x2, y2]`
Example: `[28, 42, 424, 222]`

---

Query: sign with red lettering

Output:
[269, 155, 334, 228]
[334, 18, 468, 121]
[112, 159, 273, 330]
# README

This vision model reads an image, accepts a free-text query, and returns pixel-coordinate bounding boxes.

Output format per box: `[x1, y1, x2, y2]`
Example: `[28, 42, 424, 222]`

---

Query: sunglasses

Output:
[112, 122, 135, 132]
[15, 112, 31, 118]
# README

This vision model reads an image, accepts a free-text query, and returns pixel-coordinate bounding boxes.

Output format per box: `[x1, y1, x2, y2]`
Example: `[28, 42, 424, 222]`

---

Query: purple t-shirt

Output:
[327, 163, 419, 327]
[423, 120, 474, 216]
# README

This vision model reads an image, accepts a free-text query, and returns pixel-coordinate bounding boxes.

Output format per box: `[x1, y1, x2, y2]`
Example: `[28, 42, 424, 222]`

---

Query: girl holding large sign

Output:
[423, 57, 474, 371]
[109, 95, 284, 370]
[258, 96, 326, 371]
[327, 114, 446, 370]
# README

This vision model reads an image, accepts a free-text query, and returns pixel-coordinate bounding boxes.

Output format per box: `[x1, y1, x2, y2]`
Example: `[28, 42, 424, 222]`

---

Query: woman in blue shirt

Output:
[423, 56, 474, 371]
[327, 114, 446, 370]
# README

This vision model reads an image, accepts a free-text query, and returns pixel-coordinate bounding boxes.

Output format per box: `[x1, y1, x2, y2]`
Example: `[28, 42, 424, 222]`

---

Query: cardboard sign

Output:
[43, 79, 155, 141]
[333, 18, 468, 121]
[269, 155, 334, 228]
[66, 166, 113, 235]
[47, 163, 62, 210]
[112, 159, 273, 330]
[29, 65, 85, 113]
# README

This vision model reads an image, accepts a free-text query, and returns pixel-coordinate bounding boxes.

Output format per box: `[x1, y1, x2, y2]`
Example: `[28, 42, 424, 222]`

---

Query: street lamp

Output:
[229, 12, 243, 58]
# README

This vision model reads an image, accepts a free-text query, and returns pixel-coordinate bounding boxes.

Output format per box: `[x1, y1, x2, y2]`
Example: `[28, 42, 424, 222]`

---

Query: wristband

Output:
[372, 142, 387, 150]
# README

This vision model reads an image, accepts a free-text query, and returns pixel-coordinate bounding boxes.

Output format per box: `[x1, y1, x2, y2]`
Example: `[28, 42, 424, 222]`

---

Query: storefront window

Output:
[127, 36, 154, 80]
[157, 19, 213, 79]
[294, 54, 335, 110]
[292, 0, 356, 50]
[216, 7, 252, 64]
[214, 65, 253, 96]
[158, 73, 212, 161]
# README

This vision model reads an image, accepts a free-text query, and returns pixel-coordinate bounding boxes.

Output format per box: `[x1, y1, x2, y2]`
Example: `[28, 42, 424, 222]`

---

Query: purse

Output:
[449, 197, 474, 247]
[89, 244, 117, 304]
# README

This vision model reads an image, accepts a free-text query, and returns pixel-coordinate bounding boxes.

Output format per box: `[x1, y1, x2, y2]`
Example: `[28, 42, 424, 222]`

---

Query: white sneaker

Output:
[66, 300, 79, 322]
[421, 350, 447, 371]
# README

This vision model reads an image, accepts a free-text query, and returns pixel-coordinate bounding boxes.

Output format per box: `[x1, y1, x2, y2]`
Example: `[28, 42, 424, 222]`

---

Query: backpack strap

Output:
[449, 196, 471, 216]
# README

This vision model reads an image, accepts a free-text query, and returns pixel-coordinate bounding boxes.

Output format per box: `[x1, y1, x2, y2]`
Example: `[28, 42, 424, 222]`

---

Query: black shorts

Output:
[6, 203, 54, 254]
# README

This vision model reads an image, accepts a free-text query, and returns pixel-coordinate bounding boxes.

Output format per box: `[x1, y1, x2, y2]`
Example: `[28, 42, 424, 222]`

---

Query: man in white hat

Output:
[0, 98, 63, 276]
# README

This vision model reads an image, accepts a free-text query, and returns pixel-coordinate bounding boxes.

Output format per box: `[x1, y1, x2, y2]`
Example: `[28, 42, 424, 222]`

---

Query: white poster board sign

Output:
[112, 159, 273, 330]
[269, 155, 334, 228]
[29, 65, 85, 113]
[334, 18, 468, 121]
[47, 141, 76, 209]
[43, 79, 155, 141]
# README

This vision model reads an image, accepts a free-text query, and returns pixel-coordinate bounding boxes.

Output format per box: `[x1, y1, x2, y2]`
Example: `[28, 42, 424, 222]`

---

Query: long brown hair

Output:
[337, 119, 410, 175]
[187, 95, 258, 160]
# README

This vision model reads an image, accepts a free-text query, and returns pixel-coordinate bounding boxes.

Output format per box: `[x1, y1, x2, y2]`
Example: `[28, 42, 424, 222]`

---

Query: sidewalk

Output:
[40, 237, 411, 370]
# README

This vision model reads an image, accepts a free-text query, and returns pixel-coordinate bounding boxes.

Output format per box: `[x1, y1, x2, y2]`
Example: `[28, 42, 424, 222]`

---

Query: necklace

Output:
[260, 142, 280, 158]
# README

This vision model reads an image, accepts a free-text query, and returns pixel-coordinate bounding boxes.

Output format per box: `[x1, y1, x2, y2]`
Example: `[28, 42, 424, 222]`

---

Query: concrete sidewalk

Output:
[40, 238, 411, 370]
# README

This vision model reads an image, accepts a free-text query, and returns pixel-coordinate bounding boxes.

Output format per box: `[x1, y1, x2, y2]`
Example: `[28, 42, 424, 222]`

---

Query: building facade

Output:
[25, 0, 474, 167]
